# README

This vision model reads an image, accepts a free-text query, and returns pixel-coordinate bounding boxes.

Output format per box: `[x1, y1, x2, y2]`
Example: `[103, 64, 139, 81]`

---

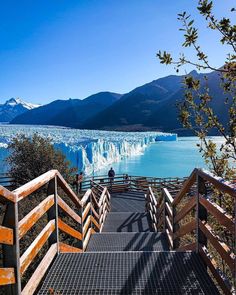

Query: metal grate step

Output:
[111, 192, 146, 212]
[102, 212, 153, 232]
[38, 252, 220, 295]
[87, 232, 169, 252]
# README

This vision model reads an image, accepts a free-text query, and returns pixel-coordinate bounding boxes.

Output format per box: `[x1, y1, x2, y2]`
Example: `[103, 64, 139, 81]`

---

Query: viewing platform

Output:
[0, 170, 235, 294]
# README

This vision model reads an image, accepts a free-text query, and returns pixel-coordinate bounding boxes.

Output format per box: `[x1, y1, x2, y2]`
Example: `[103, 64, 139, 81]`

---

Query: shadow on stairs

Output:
[38, 191, 220, 294]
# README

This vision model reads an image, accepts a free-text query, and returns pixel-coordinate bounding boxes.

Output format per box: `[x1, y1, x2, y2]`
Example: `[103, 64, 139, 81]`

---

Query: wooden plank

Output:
[14, 170, 57, 201]
[59, 242, 82, 253]
[166, 229, 173, 249]
[99, 195, 108, 215]
[81, 189, 92, 206]
[91, 191, 99, 208]
[91, 204, 99, 220]
[0, 268, 15, 285]
[0, 226, 13, 245]
[149, 188, 157, 206]
[165, 216, 173, 234]
[58, 196, 81, 224]
[82, 202, 91, 223]
[174, 197, 196, 224]
[19, 195, 54, 239]
[99, 201, 108, 216]
[165, 202, 173, 219]
[21, 244, 57, 295]
[197, 169, 236, 198]
[199, 246, 232, 295]
[83, 228, 92, 251]
[0, 185, 16, 203]
[173, 169, 197, 206]
[57, 172, 82, 207]
[177, 243, 196, 252]
[199, 221, 235, 273]
[83, 216, 91, 237]
[58, 218, 82, 241]
[20, 220, 55, 275]
[173, 219, 195, 240]
[98, 189, 107, 207]
[163, 188, 174, 204]
[199, 197, 234, 234]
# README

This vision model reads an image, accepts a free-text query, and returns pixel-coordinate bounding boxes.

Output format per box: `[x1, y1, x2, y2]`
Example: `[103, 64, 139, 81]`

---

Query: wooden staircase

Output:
[0, 170, 235, 294]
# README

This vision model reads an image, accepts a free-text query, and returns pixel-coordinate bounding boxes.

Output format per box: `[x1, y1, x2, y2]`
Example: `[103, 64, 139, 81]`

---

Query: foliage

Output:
[157, 0, 236, 179]
[7, 133, 76, 185]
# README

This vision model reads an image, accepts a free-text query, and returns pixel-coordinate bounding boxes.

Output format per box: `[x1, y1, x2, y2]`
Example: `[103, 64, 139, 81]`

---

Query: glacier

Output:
[0, 125, 177, 175]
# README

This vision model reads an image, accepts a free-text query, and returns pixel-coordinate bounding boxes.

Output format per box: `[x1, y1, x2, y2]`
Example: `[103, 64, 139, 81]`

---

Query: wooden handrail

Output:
[0, 185, 16, 203]
[173, 168, 197, 206]
[14, 170, 57, 201]
[0, 169, 113, 294]
[145, 168, 236, 295]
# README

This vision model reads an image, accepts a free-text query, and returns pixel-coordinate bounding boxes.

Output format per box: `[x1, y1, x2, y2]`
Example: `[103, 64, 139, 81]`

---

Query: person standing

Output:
[108, 167, 115, 185]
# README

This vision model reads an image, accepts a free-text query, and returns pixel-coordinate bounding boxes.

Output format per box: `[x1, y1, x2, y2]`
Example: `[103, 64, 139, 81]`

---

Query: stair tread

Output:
[38, 252, 220, 295]
[111, 192, 146, 212]
[87, 232, 169, 252]
[102, 212, 153, 232]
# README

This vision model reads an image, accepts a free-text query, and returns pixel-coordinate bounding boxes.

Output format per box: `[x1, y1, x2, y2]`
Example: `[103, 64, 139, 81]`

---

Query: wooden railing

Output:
[0, 170, 110, 295]
[146, 168, 236, 295]
[82, 174, 186, 195]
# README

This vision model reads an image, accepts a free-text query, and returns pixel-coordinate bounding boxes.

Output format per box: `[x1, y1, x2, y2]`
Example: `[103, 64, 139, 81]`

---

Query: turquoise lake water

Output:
[95, 136, 224, 178]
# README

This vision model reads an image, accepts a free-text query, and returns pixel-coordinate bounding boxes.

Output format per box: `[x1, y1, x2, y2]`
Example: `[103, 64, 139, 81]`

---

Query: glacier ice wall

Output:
[0, 125, 177, 175]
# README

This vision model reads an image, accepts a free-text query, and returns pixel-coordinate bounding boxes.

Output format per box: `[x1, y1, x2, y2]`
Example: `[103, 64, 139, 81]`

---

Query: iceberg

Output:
[0, 125, 177, 175]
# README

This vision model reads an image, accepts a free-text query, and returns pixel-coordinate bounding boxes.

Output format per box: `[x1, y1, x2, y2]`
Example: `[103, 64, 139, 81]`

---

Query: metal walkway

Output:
[38, 191, 220, 295]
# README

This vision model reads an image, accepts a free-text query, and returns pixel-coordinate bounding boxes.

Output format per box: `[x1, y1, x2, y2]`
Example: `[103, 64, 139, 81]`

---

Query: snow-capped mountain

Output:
[0, 98, 40, 122]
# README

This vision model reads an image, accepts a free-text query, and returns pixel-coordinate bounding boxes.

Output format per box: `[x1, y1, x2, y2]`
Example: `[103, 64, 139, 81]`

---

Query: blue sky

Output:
[0, 0, 234, 104]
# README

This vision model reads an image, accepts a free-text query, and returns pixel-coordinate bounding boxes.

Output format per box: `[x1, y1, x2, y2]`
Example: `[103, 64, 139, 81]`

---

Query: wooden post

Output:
[172, 204, 180, 250]
[162, 190, 166, 233]
[196, 174, 208, 253]
[47, 177, 59, 253]
[2, 202, 21, 295]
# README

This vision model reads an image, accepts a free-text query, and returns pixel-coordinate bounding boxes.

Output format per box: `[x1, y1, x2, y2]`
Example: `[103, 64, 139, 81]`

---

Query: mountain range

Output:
[0, 98, 40, 122]
[4, 69, 229, 135]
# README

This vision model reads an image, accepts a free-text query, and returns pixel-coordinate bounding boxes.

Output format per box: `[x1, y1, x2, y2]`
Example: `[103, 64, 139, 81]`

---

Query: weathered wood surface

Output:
[199, 196, 234, 233]
[173, 169, 197, 206]
[83, 228, 95, 251]
[0, 268, 15, 285]
[81, 189, 92, 206]
[0, 225, 13, 245]
[19, 195, 54, 239]
[173, 219, 196, 240]
[57, 172, 82, 207]
[83, 216, 91, 237]
[21, 244, 57, 295]
[58, 218, 82, 241]
[20, 220, 55, 275]
[58, 196, 81, 224]
[199, 221, 235, 273]
[14, 170, 57, 201]
[82, 202, 91, 223]
[0, 185, 16, 203]
[198, 169, 236, 198]
[163, 188, 174, 204]
[59, 242, 82, 253]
